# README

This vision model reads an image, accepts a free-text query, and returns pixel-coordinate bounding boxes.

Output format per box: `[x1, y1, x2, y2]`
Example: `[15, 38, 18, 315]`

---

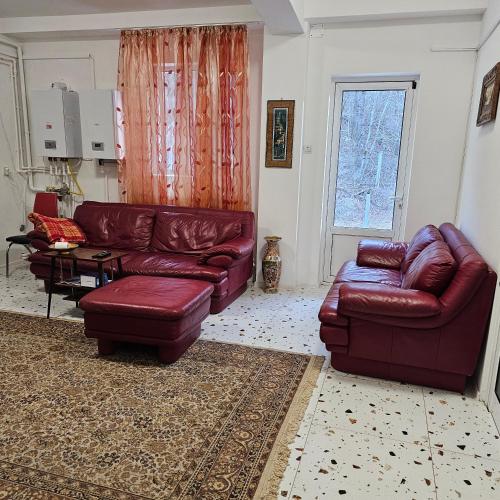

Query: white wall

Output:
[256, 16, 481, 287]
[256, 29, 309, 287]
[479, 0, 500, 36]
[0, 43, 26, 261]
[456, 0, 500, 398]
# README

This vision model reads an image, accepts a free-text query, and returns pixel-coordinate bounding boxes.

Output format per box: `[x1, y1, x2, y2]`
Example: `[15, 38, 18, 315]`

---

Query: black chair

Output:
[5, 235, 32, 277]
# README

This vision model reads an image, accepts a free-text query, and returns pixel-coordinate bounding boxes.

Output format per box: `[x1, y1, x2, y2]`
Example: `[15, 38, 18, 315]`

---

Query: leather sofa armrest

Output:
[204, 255, 235, 269]
[198, 237, 254, 264]
[356, 240, 408, 270]
[27, 230, 50, 251]
[339, 283, 441, 319]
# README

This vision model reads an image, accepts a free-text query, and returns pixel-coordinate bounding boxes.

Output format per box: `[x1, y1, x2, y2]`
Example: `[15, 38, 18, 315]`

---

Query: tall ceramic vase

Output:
[262, 236, 282, 293]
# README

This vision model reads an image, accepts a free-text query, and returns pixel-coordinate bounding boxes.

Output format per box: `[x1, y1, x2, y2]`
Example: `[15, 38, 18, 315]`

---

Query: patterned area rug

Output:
[0, 311, 323, 499]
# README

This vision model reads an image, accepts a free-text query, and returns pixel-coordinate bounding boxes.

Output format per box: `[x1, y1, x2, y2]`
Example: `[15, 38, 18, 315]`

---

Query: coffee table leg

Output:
[117, 257, 123, 278]
[98, 262, 104, 287]
[47, 256, 55, 319]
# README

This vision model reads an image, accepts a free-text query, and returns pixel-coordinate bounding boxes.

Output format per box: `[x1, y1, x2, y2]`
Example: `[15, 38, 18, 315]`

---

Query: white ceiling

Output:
[0, 0, 250, 18]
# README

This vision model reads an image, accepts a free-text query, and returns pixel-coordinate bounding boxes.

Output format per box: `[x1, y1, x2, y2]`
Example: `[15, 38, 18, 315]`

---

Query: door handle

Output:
[390, 195, 404, 208]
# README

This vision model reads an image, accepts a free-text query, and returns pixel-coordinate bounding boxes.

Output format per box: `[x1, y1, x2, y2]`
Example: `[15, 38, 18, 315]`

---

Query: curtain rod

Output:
[116, 21, 262, 32]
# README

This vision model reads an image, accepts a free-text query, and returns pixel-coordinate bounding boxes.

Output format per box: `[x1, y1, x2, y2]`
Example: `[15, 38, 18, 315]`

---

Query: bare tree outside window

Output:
[333, 90, 406, 230]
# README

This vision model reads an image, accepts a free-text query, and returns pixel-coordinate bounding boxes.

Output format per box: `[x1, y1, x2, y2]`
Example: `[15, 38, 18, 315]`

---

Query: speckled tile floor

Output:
[1, 262, 500, 500]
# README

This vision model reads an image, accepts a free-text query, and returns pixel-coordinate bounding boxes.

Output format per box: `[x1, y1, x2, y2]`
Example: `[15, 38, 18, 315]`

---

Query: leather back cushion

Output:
[401, 225, 443, 273]
[73, 204, 155, 250]
[79, 201, 255, 240]
[152, 212, 241, 254]
[402, 241, 457, 295]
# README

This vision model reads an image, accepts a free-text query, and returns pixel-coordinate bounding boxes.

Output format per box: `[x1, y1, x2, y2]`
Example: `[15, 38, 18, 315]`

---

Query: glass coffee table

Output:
[44, 248, 129, 319]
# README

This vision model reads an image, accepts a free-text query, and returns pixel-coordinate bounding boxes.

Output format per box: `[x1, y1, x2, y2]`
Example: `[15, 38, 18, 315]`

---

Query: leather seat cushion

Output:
[402, 241, 457, 296]
[121, 251, 228, 283]
[401, 225, 443, 273]
[151, 212, 241, 254]
[28, 251, 230, 295]
[28, 251, 117, 274]
[79, 276, 214, 320]
[335, 260, 402, 287]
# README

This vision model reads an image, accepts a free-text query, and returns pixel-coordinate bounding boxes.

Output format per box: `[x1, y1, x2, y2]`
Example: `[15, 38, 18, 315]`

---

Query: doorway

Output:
[488, 323, 500, 431]
[322, 80, 416, 282]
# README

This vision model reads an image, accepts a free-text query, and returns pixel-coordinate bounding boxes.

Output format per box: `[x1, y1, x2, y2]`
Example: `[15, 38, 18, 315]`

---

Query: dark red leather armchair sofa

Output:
[319, 223, 496, 392]
[28, 201, 255, 313]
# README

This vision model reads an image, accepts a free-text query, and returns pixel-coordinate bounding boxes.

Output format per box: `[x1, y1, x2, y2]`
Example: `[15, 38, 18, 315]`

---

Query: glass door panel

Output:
[333, 90, 406, 231]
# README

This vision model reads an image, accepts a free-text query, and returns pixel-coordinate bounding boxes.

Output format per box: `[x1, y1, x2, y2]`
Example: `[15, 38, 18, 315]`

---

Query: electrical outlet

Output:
[3, 167, 10, 177]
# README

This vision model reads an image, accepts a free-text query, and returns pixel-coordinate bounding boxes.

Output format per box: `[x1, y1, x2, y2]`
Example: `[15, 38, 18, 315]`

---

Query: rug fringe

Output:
[253, 355, 324, 499]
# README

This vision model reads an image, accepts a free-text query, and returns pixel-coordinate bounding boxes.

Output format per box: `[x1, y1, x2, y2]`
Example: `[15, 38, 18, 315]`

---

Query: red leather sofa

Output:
[319, 223, 496, 392]
[28, 201, 255, 313]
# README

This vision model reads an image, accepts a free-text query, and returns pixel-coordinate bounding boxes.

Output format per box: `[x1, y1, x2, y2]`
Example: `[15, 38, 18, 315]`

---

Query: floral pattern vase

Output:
[262, 236, 282, 294]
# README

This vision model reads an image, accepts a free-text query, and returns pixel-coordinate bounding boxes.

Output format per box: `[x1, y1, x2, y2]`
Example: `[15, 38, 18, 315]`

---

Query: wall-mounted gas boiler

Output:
[78, 90, 120, 160]
[30, 88, 82, 158]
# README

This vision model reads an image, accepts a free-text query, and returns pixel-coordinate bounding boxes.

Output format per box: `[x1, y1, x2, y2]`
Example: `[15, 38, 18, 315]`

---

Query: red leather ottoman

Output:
[79, 276, 214, 363]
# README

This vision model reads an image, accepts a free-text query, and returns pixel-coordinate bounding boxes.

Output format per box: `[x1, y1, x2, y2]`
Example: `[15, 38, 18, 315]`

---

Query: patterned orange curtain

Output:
[117, 25, 251, 210]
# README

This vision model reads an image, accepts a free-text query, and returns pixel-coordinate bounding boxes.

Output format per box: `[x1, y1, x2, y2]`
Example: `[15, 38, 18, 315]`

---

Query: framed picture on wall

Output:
[477, 62, 500, 126]
[265, 100, 295, 168]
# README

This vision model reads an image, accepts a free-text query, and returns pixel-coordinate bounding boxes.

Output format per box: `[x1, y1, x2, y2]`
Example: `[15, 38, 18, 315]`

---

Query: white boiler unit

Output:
[79, 90, 120, 160]
[30, 89, 82, 158]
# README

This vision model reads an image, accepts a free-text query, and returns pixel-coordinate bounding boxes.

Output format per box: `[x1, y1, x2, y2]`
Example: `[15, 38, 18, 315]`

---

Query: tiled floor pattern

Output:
[1, 263, 499, 499]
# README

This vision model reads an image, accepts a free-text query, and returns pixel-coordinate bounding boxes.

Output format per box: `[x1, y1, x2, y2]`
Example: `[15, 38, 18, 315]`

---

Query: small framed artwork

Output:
[477, 62, 500, 126]
[265, 100, 295, 168]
